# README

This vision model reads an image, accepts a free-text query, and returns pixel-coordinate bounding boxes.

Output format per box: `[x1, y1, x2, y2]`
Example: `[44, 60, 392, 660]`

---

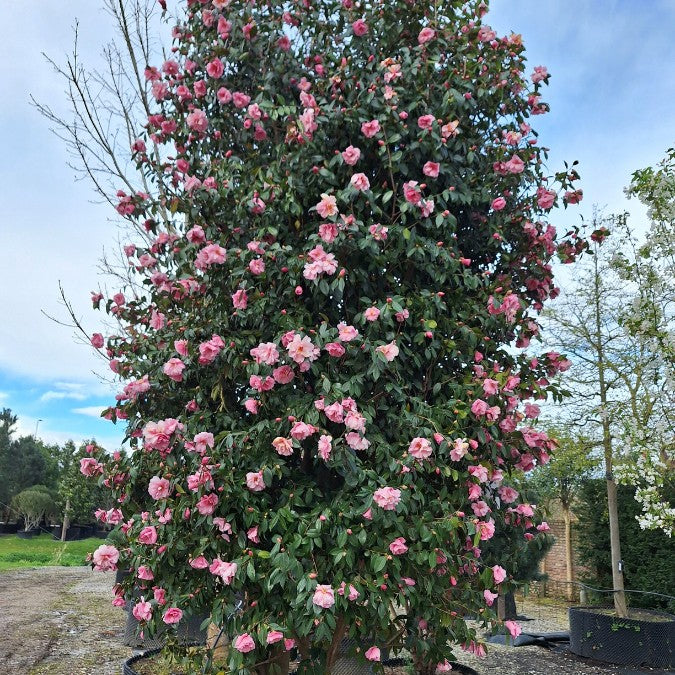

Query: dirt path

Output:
[0, 566, 130, 674]
[0, 568, 671, 674]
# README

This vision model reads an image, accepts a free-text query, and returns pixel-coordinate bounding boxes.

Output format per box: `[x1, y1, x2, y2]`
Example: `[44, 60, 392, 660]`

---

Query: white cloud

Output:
[40, 390, 87, 402]
[72, 406, 107, 418]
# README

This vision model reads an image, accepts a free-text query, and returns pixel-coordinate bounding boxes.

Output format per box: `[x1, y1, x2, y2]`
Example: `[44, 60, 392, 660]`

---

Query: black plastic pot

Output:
[569, 605, 675, 669]
[0, 522, 19, 534]
[16, 528, 40, 539]
[123, 609, 208, 649]
[124, 651, 479, 675]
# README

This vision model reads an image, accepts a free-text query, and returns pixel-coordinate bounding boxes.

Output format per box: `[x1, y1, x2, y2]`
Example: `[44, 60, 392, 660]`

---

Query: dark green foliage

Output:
[576, 479, 675, 612]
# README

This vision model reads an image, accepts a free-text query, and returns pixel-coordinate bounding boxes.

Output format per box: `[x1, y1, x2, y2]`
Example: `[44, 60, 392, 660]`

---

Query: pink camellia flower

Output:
[312, 584, 335, 609]
[316, 193, 338, 218]
[403, 181, 422, 204]
[186, 109, 208, 132]
[163, 358, 185, 382]
[504, 154, 525, 174]
[267, 630, 284, 644]
[417, 114, 435, 130]
[483, 378, 499, 396]
[364, 306, 380, 321]
[436, 660, 452, 673]
[132, 599, 153, 622]
[337, 322, 359, 342]
[290, 421, 316, 440]
[92, 544, 119, 571]
[139, 526, 158, 545]
[492, 565, 507, 585]
[153, 587, 166, 605]
[468, 464, 489, 483]
[376, 342, 399, 362]
[537, 187, 556, 209]
[418, 27, 436, 44]
[491, 196, 506, 211]
[206, 57, 224, 79]
[210, 558, 238, 584]
[324, 342, 345, 357]
[389, 537, 408, 555]
[505, 620, 522, 639]
[318, 434, 332, 460]
[148, 476, 171, 500]
[373, 486, 401, 510]
[232, 91, 251, 108]
[408, 437, 432, 460]
[193, 432, 214, 454]
[196, 492, 219, 516]
[198, 335, 225, 365]
[272, 437, 294, 456]
[163, 607, 183, 625]
[498, 486, 519, 503]
[273, 365, 294, 384]
[365, 646, 381, 662]
[341, 145, 361, 165]
[249, 258, 265, 275]
[423, 161, 440, 178]
[174, 339, 188, 357]
[91, 333, 104, 348]
[234, 633, 256, 653]
[143, 418, 183, 452]
[189, 556, 209, 569]
[247, 526, 260, 543]
[484, 589, 499, 606]
[462, 641, 487, 658]
[361, 119, 381, 138]
[80, 457, 103, 477]
[287, 335, 320, 363]
[319, 222, 339, 243]
[246, 471, 266, 492]
[350, 172, 370, 191]
[250, 342, 280, 366]
[244, 398, 259, 414]
[531, 65, 548, 83]
[137, 565, 154, 581]
[471, 399, 489, 417]
[232, 288, 248, 309]
[477, 519, 496, 541]
[195, 244, 227, 271]
[352, 19, 369, 36]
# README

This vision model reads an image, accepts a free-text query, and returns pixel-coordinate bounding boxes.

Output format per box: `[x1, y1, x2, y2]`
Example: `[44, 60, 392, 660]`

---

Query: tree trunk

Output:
[60, 497, 70, 542]
[563, 506, 574, 601]
[592, 252, 627, 617]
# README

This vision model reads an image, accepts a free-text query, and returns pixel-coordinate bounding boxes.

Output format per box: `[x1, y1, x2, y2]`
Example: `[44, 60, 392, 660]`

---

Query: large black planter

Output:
[569, 605, 675, 669]
[124, 651, 479, 675]
[16, 528, 40, 539]
[0, 522, 19, 535]
[123, 607, 208, 649]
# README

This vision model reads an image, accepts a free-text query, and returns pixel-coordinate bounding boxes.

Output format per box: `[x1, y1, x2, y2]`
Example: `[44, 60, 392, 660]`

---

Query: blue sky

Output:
[0, 1, 673, 451]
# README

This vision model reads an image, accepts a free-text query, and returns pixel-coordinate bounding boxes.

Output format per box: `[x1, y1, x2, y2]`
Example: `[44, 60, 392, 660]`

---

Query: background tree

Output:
[0, 408, 19, 517]
[528, 428, 597, 599]
[612, 151, 675, 534]
[542, 216, 637, 616]
[576, 479, 675, 613]
[11, 486, 56, 532]
[56, 440, 111, 540]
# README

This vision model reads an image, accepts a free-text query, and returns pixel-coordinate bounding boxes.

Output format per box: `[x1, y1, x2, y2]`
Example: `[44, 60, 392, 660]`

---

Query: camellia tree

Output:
[81, 0, 590, 672]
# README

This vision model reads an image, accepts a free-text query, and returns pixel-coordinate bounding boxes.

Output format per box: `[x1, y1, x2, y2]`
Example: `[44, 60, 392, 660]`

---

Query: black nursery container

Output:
[569, 606, 675, 669]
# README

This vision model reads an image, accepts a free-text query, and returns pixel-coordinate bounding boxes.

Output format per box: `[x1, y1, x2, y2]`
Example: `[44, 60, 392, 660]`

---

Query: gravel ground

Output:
[0, 566, 130, 674]
[0, 568, 672, 674]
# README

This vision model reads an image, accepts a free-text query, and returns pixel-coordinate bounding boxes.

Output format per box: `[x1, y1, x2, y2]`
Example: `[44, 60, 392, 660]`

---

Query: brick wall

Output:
[534, 508, 587, 601]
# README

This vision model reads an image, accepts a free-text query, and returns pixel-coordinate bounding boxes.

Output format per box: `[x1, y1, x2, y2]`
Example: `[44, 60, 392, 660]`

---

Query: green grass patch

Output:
[0, 534, 99, 571]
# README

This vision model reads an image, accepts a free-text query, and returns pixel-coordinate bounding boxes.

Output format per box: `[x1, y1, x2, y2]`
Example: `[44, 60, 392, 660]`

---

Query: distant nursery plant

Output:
[82, 0, 590, 672]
